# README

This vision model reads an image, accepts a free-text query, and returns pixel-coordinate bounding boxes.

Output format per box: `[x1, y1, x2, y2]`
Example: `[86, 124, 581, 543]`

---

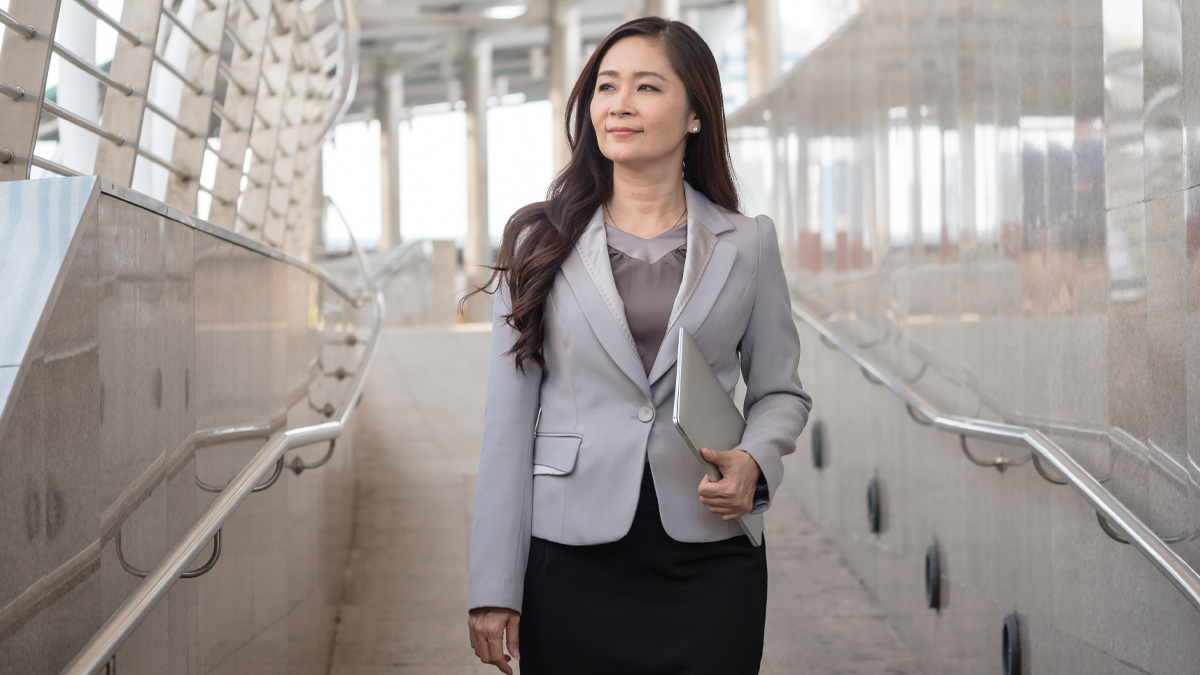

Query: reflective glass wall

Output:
[730, 0, 1200, 671]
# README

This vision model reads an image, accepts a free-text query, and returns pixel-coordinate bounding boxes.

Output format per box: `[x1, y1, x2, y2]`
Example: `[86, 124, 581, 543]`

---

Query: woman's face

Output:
[589, 35, 699, 170]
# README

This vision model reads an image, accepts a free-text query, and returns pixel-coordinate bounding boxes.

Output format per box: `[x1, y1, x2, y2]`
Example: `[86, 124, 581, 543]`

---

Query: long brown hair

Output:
[458, 16, 740, 374]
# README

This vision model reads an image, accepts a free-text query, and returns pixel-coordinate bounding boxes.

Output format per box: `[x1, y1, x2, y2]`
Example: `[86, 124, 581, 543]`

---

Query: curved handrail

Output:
[116, 529, 222, 579]
[369, 241, 429, 289]
[789, 299, 1200, 616]
[58, 203, 384, 674]
[315, 0, 360, 149]
[318, 198, 434, 294]
[871, 309, 1175, 490]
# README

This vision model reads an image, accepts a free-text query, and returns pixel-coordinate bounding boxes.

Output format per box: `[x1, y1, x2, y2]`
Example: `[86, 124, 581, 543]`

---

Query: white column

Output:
[463, 30, 493, 321]
[303, 150, 325, 261]
[773, 130, 793, 267]
[745, 0, 780, 98]
[644, 0, 680, 18]
[56, 0, 99, 174]
[379, 70, 404, 251]
[549, 0, 581, 173]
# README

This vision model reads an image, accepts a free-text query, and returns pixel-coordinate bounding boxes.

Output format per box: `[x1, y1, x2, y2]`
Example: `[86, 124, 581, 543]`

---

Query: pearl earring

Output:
[692, 126, 698, 132]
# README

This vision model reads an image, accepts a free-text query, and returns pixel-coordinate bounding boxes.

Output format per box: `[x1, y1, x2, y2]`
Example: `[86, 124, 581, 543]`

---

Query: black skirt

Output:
[518, 462, 768, 675]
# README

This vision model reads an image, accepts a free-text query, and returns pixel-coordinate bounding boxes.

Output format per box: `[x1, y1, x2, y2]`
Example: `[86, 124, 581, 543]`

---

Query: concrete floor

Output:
[327, 324, 923, 675]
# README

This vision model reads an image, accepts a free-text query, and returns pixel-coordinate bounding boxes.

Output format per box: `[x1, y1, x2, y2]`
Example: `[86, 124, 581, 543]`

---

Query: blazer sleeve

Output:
[467, 263, 544, 613]
[735, 213, 813, 512]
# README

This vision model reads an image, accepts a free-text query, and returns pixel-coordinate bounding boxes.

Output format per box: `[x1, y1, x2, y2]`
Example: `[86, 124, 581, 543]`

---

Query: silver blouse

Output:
[604, 220, 688, 377]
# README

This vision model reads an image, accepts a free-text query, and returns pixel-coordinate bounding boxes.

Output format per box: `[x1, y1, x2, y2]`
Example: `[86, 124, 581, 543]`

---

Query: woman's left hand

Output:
[697, 448, 761, 520]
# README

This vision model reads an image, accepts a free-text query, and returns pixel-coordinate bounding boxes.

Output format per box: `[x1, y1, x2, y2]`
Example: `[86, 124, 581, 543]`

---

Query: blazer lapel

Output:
[645, 181, 736, 386]
[559, 179, 738, 398]
[561, 204, 650, 396]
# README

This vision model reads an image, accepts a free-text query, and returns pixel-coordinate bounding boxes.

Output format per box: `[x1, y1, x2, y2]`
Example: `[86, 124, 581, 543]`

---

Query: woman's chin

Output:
[606, 153, 670, 170]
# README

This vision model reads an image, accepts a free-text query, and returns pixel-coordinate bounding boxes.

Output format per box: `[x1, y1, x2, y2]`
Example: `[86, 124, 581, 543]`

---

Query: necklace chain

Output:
[604, 201, 688, 235]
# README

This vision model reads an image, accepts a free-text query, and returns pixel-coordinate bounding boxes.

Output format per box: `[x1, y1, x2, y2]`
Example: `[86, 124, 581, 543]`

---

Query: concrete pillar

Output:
[529, 44, 547, 82]
[745, 0, 780, 98]
[463, 31, 492, 321]
[549, 0, 581, 173]
[379, 70, 404, 250]
[430, 240, 459, 324]
[644, 0, 680, 18]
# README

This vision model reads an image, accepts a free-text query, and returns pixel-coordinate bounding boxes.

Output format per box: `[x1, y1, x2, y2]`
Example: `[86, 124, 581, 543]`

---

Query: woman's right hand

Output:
[468, 606, 520, 673]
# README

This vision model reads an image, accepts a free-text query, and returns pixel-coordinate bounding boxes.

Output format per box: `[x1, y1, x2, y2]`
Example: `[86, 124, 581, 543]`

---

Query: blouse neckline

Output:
[604, 220, 687, 264]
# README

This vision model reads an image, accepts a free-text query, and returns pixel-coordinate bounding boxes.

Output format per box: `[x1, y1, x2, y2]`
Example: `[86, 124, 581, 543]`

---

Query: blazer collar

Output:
[561, 178, 739, 399]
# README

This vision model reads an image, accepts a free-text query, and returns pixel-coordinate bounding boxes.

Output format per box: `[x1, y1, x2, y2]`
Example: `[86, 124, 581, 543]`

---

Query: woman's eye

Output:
[597, 83, 659, 92]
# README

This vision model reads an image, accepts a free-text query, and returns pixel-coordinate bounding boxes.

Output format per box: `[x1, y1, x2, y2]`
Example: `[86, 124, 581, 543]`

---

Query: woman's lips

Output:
[609, 129, 640, 137]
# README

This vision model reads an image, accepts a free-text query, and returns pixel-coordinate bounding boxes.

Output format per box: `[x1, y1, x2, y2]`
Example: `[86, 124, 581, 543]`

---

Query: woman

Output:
[461, 16, 811, 675]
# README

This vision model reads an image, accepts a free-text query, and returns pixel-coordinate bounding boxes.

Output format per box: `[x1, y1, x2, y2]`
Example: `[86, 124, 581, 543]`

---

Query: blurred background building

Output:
[1, 0, 1199, 673]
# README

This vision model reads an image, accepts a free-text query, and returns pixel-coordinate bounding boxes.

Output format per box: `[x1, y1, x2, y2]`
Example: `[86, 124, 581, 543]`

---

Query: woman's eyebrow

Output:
[597, 70, 667, 81]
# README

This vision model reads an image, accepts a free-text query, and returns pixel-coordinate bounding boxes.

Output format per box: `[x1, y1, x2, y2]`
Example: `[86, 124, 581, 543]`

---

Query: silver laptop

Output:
[671, 327, 764, 547]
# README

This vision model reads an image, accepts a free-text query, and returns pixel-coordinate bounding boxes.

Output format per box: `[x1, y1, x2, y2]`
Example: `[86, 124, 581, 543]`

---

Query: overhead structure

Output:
[346, 1, 740, 167]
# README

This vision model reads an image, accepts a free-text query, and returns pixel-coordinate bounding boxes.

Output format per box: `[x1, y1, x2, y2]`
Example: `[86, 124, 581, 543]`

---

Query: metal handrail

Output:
[0, 79, 25, 102]
[369, 240, 428, 290]
[143, 99, 204, 139]
[58, 203, 384, 674]
[0, 7, 37, 39]
[135, 145, 193, 181]
[789, 299, 1200, 616]
[224, 24, 253, 59]
[42, 100, 126, 147]
[52, 42, 137, 97]
[151, 52, 206, 95]
[217, 62, 250, 95]
[211, 101, 245, 132]
[0, 351, 321, 640]
[893, 316, 1188, 491]
[238, 0, 261, 21]
[314, 0, 358, 148]
[31, 154, 84, 177]
[160, 6, 216, 53]
[70, 0, 144, 46]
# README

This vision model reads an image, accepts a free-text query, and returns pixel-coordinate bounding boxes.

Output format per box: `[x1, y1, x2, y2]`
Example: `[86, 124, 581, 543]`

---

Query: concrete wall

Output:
[0, 177, 365, 673]
[730, 0, 1200, 672]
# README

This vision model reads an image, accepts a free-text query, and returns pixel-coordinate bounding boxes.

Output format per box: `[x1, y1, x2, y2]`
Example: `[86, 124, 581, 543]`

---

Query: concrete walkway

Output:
[327, 324, 922, 675]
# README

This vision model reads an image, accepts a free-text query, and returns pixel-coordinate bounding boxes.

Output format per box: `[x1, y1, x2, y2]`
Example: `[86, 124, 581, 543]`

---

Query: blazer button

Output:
[638, 406, 654, 422]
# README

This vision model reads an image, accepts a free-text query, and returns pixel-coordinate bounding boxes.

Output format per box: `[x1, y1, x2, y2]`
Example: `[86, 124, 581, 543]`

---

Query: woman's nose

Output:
[611, 87, 635, 114]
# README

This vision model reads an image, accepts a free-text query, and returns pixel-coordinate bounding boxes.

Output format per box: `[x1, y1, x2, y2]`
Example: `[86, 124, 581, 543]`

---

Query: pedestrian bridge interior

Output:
[1, 0, 1199, 673]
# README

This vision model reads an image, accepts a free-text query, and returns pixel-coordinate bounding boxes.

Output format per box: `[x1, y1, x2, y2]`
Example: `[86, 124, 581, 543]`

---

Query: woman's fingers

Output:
[698, 476, 736, 504]
[697, 450, 756, 517]
[468, 609, 517, 674]
[469, 625, 484, 661]
[486, 633, 512, 674]
[469, 617, 492, 664]
[698, 479, 750, 517]
[506, 612, 521, 659]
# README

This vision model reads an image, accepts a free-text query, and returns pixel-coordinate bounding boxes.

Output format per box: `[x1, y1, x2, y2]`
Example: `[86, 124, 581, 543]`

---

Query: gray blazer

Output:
[467, 179, 813, 613]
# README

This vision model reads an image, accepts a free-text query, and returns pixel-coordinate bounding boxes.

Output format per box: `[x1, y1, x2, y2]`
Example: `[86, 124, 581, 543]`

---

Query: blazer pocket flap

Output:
[532, 433, 582, 474]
